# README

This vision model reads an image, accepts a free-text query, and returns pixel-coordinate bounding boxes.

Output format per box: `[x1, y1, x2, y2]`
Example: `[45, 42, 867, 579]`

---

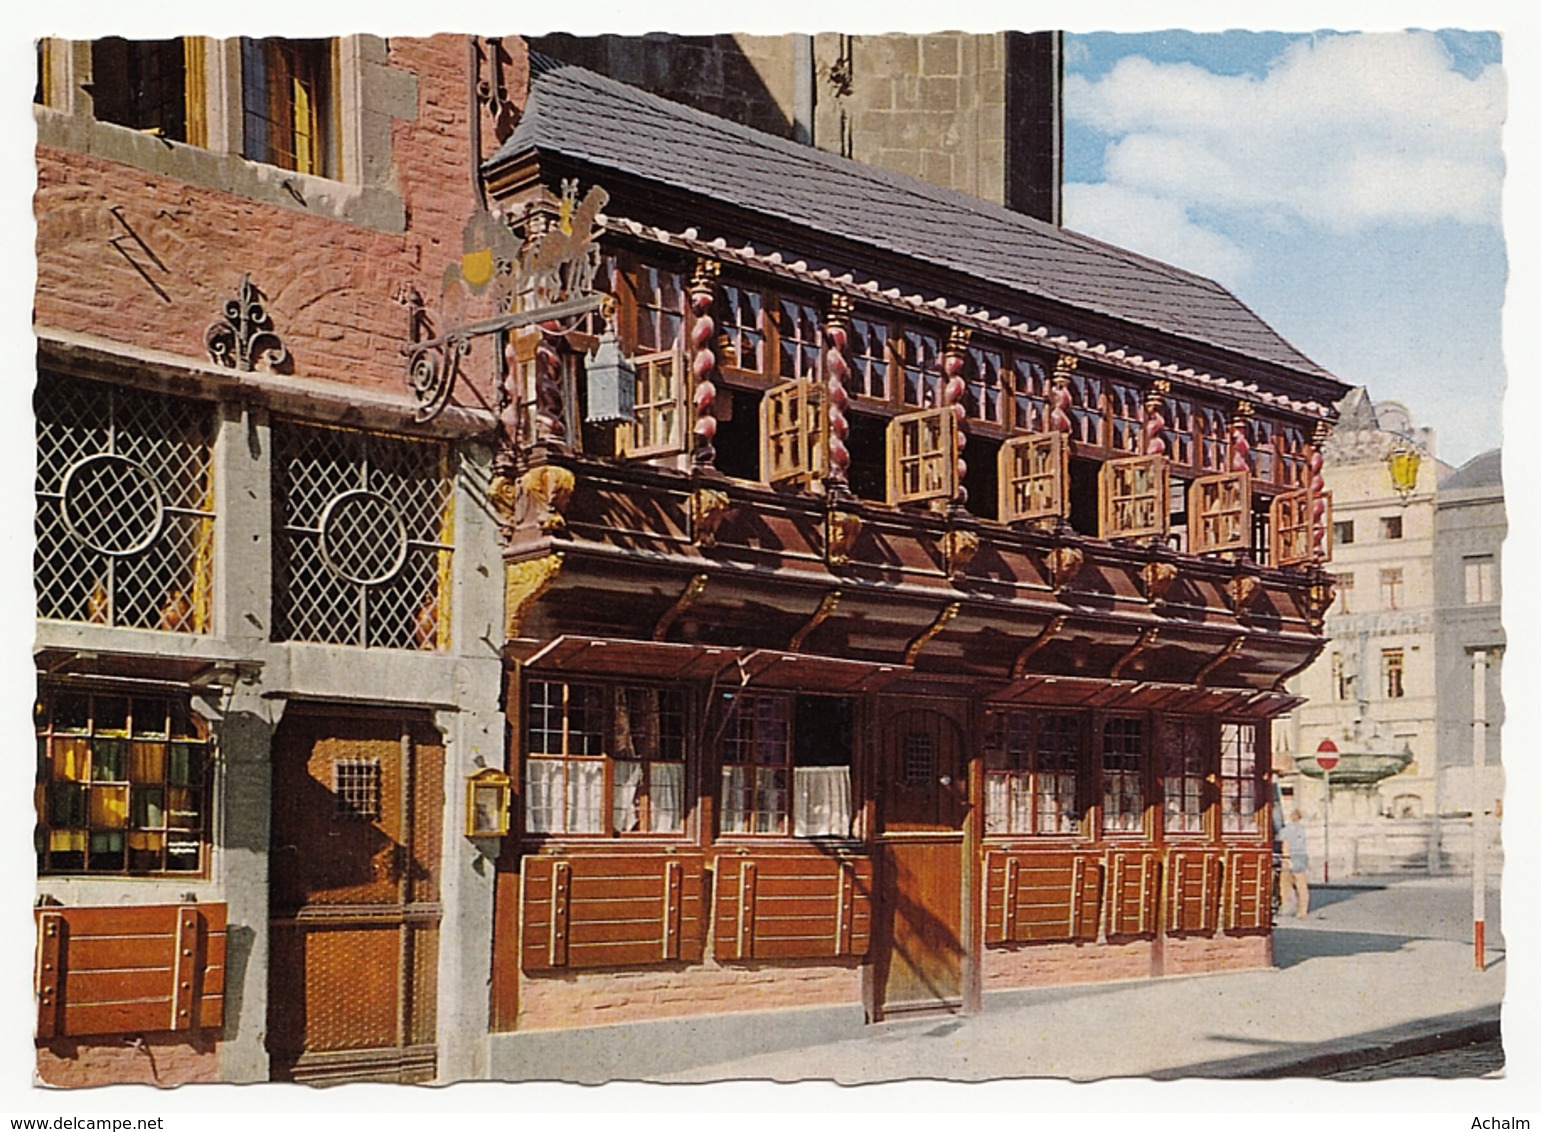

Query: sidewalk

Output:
[655, 875, 1504, 1083]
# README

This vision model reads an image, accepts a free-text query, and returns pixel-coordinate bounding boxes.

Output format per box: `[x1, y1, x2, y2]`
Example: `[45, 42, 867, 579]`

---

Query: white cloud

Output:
[1061, 182, 1252, 284]
[1066, 32, 1506, 234]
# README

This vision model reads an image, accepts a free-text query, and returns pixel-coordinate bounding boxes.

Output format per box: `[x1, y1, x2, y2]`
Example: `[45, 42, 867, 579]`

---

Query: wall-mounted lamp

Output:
[584, 325, 637, 425]
[466, 768, 512, 838]
[1387, 445, 1421, 502]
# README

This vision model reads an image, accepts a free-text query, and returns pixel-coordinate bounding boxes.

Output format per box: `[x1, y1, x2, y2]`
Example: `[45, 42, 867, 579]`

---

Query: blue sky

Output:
[1061, 29, 1507, 468]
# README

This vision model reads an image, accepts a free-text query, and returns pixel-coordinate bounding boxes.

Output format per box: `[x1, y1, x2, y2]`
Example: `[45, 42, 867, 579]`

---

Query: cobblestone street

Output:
[1327, 1038, 1505, 1079]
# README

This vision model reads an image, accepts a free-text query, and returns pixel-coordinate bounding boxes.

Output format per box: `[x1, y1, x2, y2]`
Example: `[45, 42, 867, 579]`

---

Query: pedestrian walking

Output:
[1281, 809, 1310, 917]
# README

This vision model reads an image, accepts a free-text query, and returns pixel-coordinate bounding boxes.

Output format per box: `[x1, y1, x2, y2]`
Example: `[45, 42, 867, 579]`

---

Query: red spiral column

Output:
[1048, 354, 1076, 435]
[943, 327, 971, 507]
[1142, 379, 1169, 456]
[688, 259, 721, 468]
[534, 321, 566, 446]
[1310, 419, 1331, 558]
[1229, 400, 1254, 474]
[823, 294, 854, 496]
[499, 333, 525, 460]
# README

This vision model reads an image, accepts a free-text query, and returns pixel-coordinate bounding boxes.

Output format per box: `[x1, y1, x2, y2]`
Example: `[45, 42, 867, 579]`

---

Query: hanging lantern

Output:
[466, 768, 512, 838]
[584, 327, 637, 424]
[1386, 445, 1421, 501]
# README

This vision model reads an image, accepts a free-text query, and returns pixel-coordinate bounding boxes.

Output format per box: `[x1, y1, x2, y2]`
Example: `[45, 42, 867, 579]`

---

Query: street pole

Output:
[1323, 768, 1331, 885]
[1473, 649, 1487, 971]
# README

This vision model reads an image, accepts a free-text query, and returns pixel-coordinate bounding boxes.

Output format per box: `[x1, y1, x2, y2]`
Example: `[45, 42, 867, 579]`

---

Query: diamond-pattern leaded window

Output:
[273, 422, 453, 650]
[35, 374, 216, 633]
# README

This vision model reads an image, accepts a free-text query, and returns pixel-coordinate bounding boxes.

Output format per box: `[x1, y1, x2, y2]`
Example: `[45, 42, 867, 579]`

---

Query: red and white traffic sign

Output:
[1315, 738, 1340, 772]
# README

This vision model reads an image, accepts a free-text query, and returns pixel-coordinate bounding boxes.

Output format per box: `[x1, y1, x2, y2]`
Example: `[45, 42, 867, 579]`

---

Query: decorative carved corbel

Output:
[1046, 544, 1085, 592]
[905, 602, 961, 665]
[1140, 559, 1180, 607]
[1012, 614, 1068, 679]
[493, 464, 576, 535]
[941, 527, 980, 579]
[1226, 571, 1262, 617]
[1110, 626, 1160, 680]
[1196, 634, 1247, 688]
[1304, 573, 1336, 632]
[789, 590, 841, 653]
[826, 508, 863, 566]
[653, 574, 709, 642]
[690, 486, 732, 547]
[505, 553, 564, 638]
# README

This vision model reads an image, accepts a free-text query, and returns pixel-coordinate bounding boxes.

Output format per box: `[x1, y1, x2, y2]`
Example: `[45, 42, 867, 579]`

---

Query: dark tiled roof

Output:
[492, 56, 1339, 384]
[1441, 449, 1503, 491]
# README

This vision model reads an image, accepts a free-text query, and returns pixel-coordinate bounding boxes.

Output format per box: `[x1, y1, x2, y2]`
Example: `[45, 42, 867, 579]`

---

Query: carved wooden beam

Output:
[1012, 614, 1068, 679]
[505, 553, 564, 638]
[1110, 626, 1160, 680]
[789, 591, 841, 653]
[1195, 634, 1247, 688]
[904, 602, 961, 665]
[653, 573, 709, 642]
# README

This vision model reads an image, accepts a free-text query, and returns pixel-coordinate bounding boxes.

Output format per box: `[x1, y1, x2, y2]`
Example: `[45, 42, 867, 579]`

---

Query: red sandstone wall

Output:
[33, 35, 527, 411]
[36, 1032, 219, 1088]
[982, 932, 1269, 993]
[1163, 932, 1270, 976]
[519, 958, 864, 1030]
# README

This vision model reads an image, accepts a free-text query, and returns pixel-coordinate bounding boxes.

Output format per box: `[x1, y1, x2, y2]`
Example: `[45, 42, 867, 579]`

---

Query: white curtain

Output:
[525, 759, 561, 833]
[793, 766, 852, 838]
[649, 762, 684, 832]
[611, 759, 644, 832]
[720, 766, 750, 834]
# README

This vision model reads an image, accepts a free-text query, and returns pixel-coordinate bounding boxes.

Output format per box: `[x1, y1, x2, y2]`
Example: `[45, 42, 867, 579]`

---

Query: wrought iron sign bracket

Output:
[402, 293, 605, 423]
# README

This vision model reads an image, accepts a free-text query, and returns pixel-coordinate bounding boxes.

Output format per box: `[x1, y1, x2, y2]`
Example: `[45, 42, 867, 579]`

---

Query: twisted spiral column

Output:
[1142, 379, 1169, 456]
[823, 294, 854, 496]
[688, 259, 721, 468]
[1310, 419, 1331, 558]
[498, 333, 524, 466]
[534, 321, 565, 446]
[1229, 400, 1254, 474]
[943, 327, 971, 506]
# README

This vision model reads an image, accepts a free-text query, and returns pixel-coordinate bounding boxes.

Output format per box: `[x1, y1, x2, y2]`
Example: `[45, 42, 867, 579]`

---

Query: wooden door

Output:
[875, 709, 968, 1017]
[267, 711, 443, 1084]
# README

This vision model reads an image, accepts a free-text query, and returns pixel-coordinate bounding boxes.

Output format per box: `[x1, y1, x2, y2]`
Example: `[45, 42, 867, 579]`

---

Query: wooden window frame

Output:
[1380, 567, 1404, 611]
[847, 313, 892, 402]
[1334, 519, 1355, 546]
[984, 710, 1084, 837]
[1219, 721, 1262, 838]
[773, 294, 822, 384]
[1008, 354, 1048, 435]
[1336, 571, 1354, 614]
[1098, 454, 1170, 540]
[1100, 715, 1147, 837]
[240, 37, 333, 177]
[999, 431, 1069, 524]
[1270, 487, 1314, 566]
[1160, 716, 1212, 838]
[1165, 393, 1197, 469]
[716, 280, 767, 379]
[1068, 370, 1107, 448]
[963, 343, 1007, 428]
[1199, 406, 1230, 472]
[717, 693, 856, 840]
[887, 406, 958, 506]
[620, 346, 687, 459]
[1187, 471, 1251, 555]
[36, 688, 211, 877]
[898, 326, 944, 409]
[760, 377, 828, 486]
[1109, 381, 1143, 454]
[522, 678, 689, 838]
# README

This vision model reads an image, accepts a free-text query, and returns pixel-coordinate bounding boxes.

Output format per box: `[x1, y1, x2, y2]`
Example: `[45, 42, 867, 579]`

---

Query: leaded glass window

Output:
[273, 423, 453, 650]
[35, 374, 215, 633]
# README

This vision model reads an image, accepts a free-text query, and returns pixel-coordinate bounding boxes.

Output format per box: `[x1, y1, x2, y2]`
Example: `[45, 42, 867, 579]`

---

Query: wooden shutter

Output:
[521, 852, 706, 971]
[1188, 471, 1251, 554]
[1106, 850, 1160, 937]
[34, 904, 227, 1038]
[1164, 850, 1222, 934]
[760, 378, 827, 486]
[1270, 488, 1315, 566]
[1098, 454, 1170, 540]
[998, 432, 1069, 524]
[713, 852, 873, 961]
[1223, 847, 1272, 931]
[887, 407, 957, 506]
[620, 347, 686, 459]
[983, 851, 1100, 944]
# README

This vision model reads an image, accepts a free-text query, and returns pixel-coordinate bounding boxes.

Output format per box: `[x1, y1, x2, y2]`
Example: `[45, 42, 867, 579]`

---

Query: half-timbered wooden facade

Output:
[479, 57, 1345, 1033]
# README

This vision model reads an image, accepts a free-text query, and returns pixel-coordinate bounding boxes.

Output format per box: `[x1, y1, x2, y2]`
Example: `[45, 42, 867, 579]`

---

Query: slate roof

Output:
[491, 55, 1340, 385]
[1441, 449, 1503, 492]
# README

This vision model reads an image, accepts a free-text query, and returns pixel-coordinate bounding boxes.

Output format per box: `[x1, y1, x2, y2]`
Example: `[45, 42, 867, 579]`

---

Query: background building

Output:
[1433, 449, 1505, 871]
